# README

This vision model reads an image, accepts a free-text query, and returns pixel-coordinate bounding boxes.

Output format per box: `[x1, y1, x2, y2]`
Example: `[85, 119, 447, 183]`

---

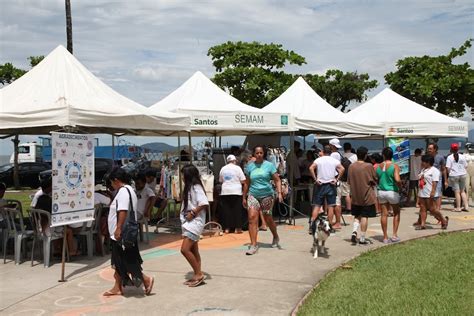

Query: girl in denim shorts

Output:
[180, 165, 209, 287]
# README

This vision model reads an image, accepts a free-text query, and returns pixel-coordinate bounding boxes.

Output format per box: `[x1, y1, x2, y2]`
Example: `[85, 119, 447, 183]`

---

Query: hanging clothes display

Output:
[200, 174, 214, 202]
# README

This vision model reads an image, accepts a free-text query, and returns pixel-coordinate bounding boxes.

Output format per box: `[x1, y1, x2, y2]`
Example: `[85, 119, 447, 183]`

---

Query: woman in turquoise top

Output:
[243, 145, 283, 255]
[376, 147, 401, 244]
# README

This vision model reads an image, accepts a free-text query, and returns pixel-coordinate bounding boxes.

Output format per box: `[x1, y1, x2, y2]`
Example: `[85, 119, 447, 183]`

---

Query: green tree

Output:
[385, 39, 473, 117]
[304, 70, 378, 112]
[208, 41, 378, 110]
[208, 41, 306, 108]
[0, 56, 44, 85]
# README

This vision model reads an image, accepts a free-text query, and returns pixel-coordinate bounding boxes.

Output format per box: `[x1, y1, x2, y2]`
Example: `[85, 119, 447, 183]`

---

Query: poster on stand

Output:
[386, 137, 410, 175]
[51, 132, 95, 227]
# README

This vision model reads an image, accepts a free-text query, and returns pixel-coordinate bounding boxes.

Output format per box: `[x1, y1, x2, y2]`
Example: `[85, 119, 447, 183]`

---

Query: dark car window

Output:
[30, 163, 48, 172]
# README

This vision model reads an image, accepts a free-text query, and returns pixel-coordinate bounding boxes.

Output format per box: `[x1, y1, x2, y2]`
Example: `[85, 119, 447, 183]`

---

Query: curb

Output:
[290, 228, 474, 316]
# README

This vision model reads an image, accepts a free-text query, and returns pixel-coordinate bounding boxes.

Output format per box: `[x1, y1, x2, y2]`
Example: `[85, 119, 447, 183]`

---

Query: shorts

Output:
[247, 195, 274, 215]
[182, 229, 200, 242]
[312, 183, 337, 207]
[436, 179, 443, 197]
[351, 204, 377, 218]
[449, 175, 466, 192]
[377, 190, 400, 205]
[340, 181, 351, 197]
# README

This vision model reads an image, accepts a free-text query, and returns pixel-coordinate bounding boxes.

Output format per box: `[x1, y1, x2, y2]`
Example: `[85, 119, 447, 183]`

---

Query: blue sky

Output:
[1, 0, 473, 155]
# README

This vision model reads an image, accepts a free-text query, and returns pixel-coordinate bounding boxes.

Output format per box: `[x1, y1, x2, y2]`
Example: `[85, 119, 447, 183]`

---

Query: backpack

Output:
[117, 187, 139, 249]
[338, 152, 352, 182]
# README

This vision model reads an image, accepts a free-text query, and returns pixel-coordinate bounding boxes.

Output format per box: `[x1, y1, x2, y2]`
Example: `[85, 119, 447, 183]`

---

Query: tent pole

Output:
[111, 134, 115, 162]
[188, 132, 193, 163]
[303, 135, 306, 151]
[219, 136, 222, 148]
[289, 132, 295, 225]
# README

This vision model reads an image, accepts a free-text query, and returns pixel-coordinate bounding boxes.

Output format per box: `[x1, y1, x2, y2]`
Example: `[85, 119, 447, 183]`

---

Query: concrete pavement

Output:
[1, 205, 473, 316]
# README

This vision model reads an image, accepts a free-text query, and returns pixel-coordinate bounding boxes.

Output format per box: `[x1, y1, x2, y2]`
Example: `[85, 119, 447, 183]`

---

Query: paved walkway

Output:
[1, 206, 473, 316]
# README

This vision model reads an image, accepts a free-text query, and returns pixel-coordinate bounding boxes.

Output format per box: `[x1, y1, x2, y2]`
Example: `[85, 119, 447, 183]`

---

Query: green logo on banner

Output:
[281, 115, 288, 125]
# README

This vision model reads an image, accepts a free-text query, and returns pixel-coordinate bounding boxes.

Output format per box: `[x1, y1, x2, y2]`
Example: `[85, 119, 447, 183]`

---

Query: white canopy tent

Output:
[0, 45, 190, 136]
[149, 71, 294, 136]
[263, 77, 381, 135]
[345, 88, 468, 138]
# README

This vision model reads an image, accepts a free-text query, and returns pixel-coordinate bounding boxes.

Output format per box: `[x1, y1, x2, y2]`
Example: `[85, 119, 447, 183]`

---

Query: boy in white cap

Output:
[328, 138, 343, 230]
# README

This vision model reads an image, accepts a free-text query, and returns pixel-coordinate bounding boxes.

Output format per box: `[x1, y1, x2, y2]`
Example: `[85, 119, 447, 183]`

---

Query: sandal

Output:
[103, 288, 123, 296]
[145, 277, 154, 295]
[441, 216, 449, 230]
[461, 208, 469, 212]
[188, 276, 205, 288]
[391, 236, 401, 242]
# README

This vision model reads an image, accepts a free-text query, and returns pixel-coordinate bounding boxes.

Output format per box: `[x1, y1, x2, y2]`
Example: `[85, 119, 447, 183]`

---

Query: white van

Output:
[9, 142, 43, 163]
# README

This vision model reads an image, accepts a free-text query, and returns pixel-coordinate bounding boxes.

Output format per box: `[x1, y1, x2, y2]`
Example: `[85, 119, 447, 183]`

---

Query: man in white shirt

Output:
[408, 148, 423, 206]
[135, 173, 156, 221]
[309, 145, 344, 233]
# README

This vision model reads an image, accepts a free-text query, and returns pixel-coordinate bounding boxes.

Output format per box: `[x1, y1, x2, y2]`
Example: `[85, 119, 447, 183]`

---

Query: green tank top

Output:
[376, 163, 399, 192]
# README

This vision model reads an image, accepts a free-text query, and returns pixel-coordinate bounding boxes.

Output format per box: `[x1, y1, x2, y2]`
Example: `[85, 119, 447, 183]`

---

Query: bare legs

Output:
[248, 208, 278, 247]
[259, 212, 267, 230]
[453, 189, 468, 211]
[419, 198, 447, 227]
[181, 237, 203, 282]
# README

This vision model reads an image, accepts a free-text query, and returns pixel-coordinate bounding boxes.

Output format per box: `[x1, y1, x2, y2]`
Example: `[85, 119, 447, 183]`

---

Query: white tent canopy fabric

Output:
[346, 88, 468, 138]
[0, 45, 190, 135]
[149, 71, 294, 135]
[263, 77, 381, 135]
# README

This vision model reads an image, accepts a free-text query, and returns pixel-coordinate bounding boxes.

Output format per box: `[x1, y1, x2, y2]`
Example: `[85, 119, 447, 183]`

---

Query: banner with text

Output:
[183, 110, 294, 132]
[386, 137, 410, 175]
[51, 132, 95, 227]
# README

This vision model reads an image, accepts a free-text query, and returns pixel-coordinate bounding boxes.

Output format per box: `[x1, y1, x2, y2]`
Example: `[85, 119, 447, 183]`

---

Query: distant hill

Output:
[141, 142, 177, 152]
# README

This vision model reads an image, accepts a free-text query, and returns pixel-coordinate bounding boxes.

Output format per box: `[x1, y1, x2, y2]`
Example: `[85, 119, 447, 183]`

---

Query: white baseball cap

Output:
[227, 154, 237, 163]
[329, 138, 341, 149]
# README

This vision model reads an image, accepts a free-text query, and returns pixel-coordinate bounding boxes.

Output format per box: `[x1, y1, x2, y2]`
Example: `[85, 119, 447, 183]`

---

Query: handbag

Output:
[117, 186, 139, 249]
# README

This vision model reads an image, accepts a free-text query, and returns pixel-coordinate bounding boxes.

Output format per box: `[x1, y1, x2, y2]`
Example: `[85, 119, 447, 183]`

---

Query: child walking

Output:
[180, 164, 209, 287]
[416, 155, 449, 230]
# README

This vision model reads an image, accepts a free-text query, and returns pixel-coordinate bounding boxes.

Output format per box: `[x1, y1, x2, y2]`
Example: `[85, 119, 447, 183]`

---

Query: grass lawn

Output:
[3, 189, 181, 218]
[3, 189, 36, 217]
[298, 231, 474, 316]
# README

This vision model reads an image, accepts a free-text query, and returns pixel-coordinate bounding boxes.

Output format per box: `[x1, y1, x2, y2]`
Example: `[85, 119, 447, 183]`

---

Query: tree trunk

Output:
[65, 0, 73, 54]
[12, 135, 20, 189]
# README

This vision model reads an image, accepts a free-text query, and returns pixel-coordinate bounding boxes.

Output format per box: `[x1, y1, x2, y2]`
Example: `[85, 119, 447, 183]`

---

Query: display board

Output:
[51, 132, 95, 227]
[386, 137, 410, 175]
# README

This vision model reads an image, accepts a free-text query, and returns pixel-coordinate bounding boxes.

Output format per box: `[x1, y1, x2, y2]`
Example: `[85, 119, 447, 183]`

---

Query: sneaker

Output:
[359, 239, 370, 245]
[271, 237, 280, 248]
[246, 245, 258, 255]
[351, 232, 357, 245]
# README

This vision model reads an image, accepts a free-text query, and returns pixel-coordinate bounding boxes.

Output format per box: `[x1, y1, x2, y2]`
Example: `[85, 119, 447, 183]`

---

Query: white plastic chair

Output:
[30, 208, 67, 267]
[77, 205, 103, 258]
[2, 206, 33, 265]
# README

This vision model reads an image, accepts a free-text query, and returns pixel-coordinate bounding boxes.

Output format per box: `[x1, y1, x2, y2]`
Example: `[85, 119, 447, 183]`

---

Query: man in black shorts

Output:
[348, 146, 378, 245]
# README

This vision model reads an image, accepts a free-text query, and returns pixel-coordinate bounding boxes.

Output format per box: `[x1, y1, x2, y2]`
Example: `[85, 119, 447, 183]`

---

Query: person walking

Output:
[427, 143, 447, 212]
[219, 154, 246, 234]
[309, 145, 344, 232]
[328, 138, 345, 229]
[243, 146, 283, 255]
[376, 147, 402, 243]
[341, 142, 357, 216]
[179, 164, 209, 287]
[417, 155, 449, 229]
[348, 146, 377, 245]
[104, 168, 154, 296]
[408, 148, 423, 206]
[446, 143, 469, 212]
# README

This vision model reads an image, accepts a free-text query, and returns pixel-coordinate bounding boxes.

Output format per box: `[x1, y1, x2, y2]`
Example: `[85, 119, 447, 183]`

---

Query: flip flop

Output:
[183, 279, 193, 285]
[103, 290, 123, 297]
[145, 277, 154, 295]
[188, 276, 205, 288]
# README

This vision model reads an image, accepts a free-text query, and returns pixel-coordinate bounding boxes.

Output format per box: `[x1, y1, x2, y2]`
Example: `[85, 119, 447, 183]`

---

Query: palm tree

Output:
[65, 0, 73, 54]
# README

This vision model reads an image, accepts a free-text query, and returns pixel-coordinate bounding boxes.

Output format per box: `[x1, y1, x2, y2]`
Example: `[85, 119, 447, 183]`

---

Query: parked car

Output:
[0, 162, 51, 188]
[39, 158, 114, 185]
